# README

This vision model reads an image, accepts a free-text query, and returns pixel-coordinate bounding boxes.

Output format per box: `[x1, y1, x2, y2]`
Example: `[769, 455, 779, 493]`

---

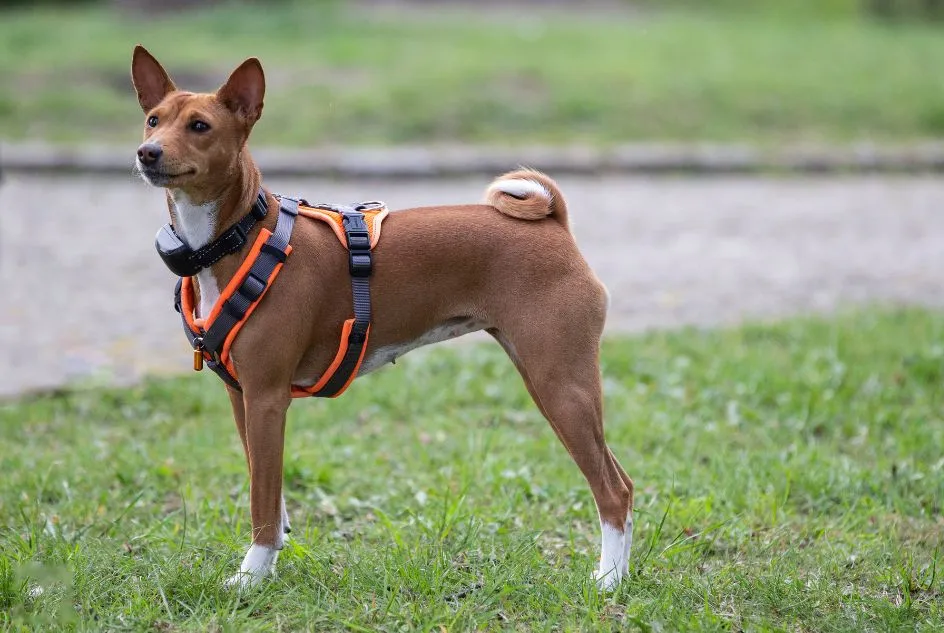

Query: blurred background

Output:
[1, 0, 943, 396]
[1, 0, 944, 145]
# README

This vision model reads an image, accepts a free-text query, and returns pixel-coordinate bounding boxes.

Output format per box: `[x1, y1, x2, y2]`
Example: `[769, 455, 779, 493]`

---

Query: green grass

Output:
[2, 2, 944, 146]
[1, 309, 943, 631]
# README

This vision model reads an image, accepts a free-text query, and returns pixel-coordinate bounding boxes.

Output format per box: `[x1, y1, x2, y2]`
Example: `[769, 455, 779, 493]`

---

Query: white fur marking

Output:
[487, 178, 550, 201]
[623, 516, 633, 574]
[595, 521, 626, 590]
[358, 320, 486, 375]
[170, 191, 220, 318]
[223, 498, 287, 590]
[281, 495, 291, 534]
[194, 274, 220, 320]
[224, 543, 279, 590]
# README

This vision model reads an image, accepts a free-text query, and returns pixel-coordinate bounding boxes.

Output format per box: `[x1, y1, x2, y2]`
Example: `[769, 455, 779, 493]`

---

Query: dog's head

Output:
[130, 45, 265, 201]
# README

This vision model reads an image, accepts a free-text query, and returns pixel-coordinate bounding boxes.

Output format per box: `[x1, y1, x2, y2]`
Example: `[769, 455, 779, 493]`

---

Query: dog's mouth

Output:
[136, 164, 197, 185]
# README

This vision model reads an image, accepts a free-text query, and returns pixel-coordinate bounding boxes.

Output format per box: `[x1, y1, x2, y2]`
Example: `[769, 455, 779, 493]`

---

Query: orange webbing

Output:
[180, 228, 294, 375]
[290, 319, 371, 398]
[218, 242, 294, 382]
[179, 277, 210, 362]
[298, 206, 389, 249]
[180, 208, 381, 398]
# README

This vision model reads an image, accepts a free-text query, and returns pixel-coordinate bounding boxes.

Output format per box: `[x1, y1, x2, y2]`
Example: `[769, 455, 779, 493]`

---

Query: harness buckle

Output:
[231, 223, 247, 244]
[250, 192, 269, 220]
[193, 336, 205, 372]
[349, 253, 372, 277]
[239, 272, 268, 302]
[343, 212, 372, 277]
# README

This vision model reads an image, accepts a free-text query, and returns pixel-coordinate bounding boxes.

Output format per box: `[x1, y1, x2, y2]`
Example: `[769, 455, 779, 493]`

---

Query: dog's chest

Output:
[357, 319, 488, 376]
[171, 192, 220, 318]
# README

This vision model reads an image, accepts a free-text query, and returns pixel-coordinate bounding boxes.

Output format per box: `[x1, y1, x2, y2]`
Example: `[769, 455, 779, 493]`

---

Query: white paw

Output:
[223, 544, 279, 591]
[223, 569, 267, 591]
[596, 521, 627, 590]
[594, 567, 624, 591]
[622, 517, 634, 575]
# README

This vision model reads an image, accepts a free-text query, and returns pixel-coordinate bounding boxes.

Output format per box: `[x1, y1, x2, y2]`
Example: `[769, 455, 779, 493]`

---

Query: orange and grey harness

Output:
[161, 191, 388, 398]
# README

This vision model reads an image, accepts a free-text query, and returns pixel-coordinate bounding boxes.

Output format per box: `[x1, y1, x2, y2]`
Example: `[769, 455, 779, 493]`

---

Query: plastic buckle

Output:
[239, 272, 268, 302]
[349, 251, 372, 278]
[342, 212, 372, 277]
[224, 299, 248, 321]
[347, 232, 370, 250]
[231, 223, 247, 244]
[342, 212, 369, 234]
[250, 193, 268, 220]
[260, 242, 288, 263]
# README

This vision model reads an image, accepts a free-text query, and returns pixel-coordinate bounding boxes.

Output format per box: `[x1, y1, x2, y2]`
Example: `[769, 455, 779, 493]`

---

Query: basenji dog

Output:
[130, 45, 633, 590]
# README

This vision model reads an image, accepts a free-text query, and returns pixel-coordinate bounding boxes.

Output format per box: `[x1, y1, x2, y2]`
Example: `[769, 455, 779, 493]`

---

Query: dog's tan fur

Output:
[131, 46, 633, 588]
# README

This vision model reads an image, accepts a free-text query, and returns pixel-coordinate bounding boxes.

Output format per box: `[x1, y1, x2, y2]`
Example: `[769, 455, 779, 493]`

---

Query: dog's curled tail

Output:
[485, 169, 569, 231]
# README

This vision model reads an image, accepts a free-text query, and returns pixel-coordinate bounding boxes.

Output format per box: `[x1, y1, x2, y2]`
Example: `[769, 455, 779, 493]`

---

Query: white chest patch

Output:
[171, 191, 220, 318]
[356, 319, 488, 377]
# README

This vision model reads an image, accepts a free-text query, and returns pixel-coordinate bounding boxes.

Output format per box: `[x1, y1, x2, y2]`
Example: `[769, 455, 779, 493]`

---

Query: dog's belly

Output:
[357, 318, 488, 376]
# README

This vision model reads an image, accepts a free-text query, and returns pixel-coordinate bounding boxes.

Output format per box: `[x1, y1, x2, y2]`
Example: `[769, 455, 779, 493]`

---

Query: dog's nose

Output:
[137, 143, 163, 167]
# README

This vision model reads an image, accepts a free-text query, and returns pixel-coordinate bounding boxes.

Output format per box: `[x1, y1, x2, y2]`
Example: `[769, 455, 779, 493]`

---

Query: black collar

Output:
[155, 190, 269, 278]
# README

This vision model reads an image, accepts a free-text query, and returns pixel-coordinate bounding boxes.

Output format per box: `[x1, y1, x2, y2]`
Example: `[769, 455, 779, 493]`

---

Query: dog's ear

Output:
[217, 58, 265, 124]
[131, 45, 177, 113]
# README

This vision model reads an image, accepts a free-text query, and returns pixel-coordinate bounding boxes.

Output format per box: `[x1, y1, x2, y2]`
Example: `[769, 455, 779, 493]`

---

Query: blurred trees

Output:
[0, 0, 943, 21]
[636, 0, 944, 20]
[867, 0, 944, 19]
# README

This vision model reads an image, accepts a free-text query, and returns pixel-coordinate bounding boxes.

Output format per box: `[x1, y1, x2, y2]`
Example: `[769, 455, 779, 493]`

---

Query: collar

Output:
[155, 190, 269, 278]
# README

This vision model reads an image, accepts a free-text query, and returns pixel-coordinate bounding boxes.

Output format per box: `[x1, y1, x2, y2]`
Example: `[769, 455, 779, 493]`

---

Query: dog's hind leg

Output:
[607, 447, 634, 574]
[489, 295, 632, 589]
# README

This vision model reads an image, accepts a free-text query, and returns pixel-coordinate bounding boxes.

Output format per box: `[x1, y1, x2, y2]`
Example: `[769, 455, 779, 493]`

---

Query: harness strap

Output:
[173, 196, 378, 399]
[309, 208, 373, 397]
[175, 277, 241, 390]
[201, 198, 298, 356]
[175, 196, 298, 392]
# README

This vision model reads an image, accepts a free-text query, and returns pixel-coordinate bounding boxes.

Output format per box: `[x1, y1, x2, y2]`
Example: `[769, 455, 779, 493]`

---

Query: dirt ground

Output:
[2, 173, 942, 397]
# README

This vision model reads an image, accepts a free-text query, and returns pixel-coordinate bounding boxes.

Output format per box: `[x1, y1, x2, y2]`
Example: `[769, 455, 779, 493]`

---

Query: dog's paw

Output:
[224, 544, 279, 591]
[223, 570, 267, 592]
[594, 568, 623, 592]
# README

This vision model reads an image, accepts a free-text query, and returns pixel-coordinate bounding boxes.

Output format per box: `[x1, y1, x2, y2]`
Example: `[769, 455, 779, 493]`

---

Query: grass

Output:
[1, 308, 943, 631]
[2, 2, 944, 146]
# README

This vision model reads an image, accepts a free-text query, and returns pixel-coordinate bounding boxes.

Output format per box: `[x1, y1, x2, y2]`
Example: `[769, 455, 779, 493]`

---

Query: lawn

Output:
[1, 308, 942, 631]
[2, 2, 944, 146]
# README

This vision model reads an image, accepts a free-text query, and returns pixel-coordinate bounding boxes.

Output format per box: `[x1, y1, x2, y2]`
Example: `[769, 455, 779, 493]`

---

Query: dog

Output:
[130, 45, 633, 590]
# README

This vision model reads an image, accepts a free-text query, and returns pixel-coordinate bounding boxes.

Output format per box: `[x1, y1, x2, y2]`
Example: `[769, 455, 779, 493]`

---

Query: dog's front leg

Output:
[226, 388, 292, 536]
[225, 387, 290, 590]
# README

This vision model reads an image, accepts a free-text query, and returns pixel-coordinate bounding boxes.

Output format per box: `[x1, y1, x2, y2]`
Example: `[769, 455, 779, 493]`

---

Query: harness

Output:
[164, 192, 388, 398]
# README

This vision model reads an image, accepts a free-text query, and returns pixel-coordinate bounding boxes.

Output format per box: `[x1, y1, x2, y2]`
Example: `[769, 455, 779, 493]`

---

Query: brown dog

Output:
[130, 45, 633, 590]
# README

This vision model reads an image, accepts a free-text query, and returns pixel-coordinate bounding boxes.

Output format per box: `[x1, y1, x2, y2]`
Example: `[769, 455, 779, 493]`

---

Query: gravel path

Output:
[2, 174, 942, 398]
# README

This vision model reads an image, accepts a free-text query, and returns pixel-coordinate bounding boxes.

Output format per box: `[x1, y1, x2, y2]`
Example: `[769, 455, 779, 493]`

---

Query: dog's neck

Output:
[164, 149, 263, 316]
[165, 150, 262, 248]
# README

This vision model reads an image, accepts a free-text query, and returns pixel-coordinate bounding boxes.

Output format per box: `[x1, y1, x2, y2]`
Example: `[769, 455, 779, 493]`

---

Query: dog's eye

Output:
[147, 115, 158, 128]
[190, 120, 211, 133]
